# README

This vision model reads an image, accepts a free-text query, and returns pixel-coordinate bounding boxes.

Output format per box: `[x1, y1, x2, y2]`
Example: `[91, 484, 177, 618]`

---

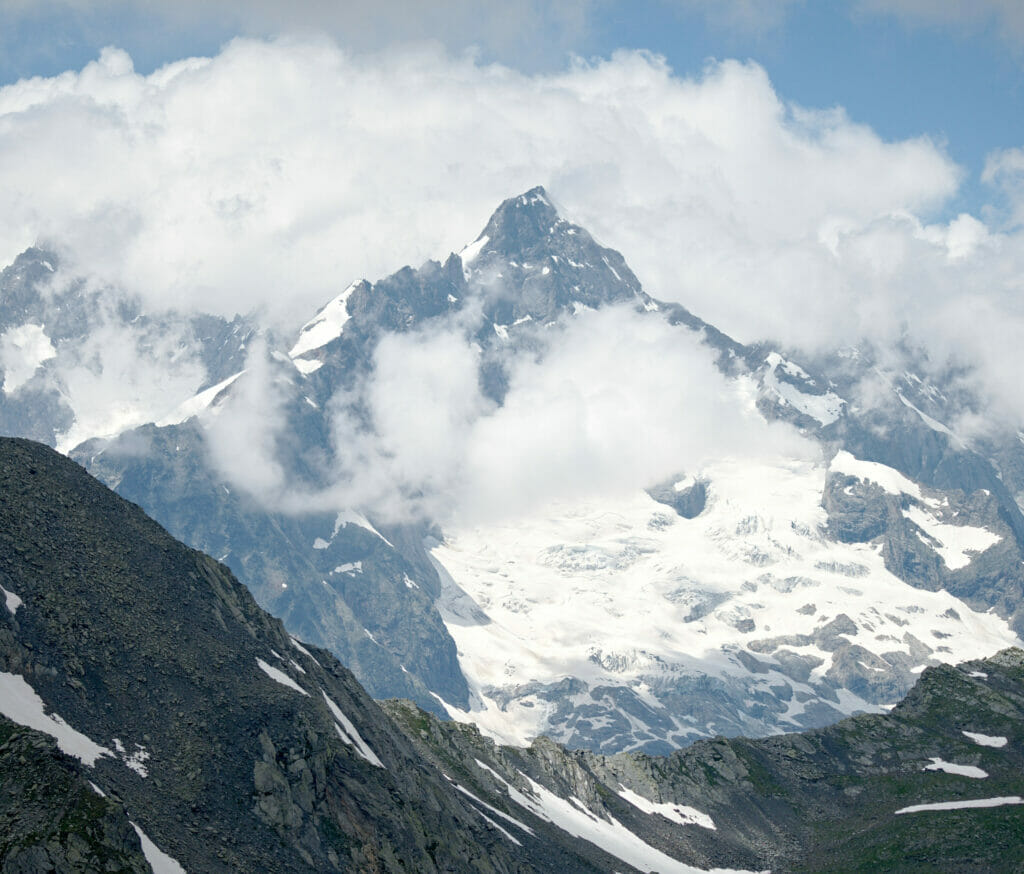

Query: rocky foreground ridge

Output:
[1, 435, 1023, 872]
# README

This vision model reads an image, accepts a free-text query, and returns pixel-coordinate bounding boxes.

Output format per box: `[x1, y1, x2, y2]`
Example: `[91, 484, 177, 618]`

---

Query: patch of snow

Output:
[601, 256, 623, 282]
[896, 796, 1023, 815]
[968, 671, 989, 679]
[896, 392, 966, 449]
[256, 659, 308, 696]
[903, 505, 1001, 570]
[0, 671, 112, 765]
[312, 538, 330, 550]
[156, 371, 243, 427]
[962, 731, 1007, 748]
[448, 293, 459, 303]
[763, 354, 844, 426]
[289, 282, 360, 358]
[289, 636, 321, 667]
[830, 451, 923, 500]
[617, 786, 715, 830]
[507, 774, 755, 874]
[131, 822, 187, 874]
[403, 574, 419, 589]
[0, 323, 56, 394]
[289, 659, 306, 675]
[459, 235, 490, 278]
[452, 783, 522, 845]
[332, 562, 362, 575]
[293, 357, 323, 375]
[1, 584, 22, 614]
[923, 758, 987, 778]
[321, 691, 384, 767]
[448, 778, 534, 844]
[113, 738, 150, 777]
[765, 352, 811, 380]
[333, 510, 394, 547]
[493, 323, 509, 341]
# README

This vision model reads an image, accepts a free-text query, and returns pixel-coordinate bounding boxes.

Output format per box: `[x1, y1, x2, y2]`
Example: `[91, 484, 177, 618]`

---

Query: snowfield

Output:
[430, 453, 1021, 749]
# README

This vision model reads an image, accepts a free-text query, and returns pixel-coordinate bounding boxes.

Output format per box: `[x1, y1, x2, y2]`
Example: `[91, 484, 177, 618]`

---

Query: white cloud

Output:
[300, 306, 815, 525]
[204, 337, 288, 500]
[51, 317, 208, 453]
[453, 306, 815, 523]
[0, 40, 957, 332]
[2, 37, 1024, 454]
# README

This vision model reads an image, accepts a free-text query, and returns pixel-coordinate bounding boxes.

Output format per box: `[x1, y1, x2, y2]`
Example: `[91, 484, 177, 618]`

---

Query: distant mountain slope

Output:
[0, 248, 255, 451]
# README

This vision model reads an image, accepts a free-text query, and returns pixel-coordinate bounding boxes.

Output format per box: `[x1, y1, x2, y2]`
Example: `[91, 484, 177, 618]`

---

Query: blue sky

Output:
[1, 0, 1021, 218]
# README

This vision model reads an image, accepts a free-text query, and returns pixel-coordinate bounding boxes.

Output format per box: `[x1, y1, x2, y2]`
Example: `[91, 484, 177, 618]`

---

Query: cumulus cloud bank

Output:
[3, 36, 1024, 506]
[0, 37, 959, 335]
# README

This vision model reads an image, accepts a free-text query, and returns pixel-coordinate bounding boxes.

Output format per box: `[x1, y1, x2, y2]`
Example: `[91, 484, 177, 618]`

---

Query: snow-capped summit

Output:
[27, 186, 1024, 758]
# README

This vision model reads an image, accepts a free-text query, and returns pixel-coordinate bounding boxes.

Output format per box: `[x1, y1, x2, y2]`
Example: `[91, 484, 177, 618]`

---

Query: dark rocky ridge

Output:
[0, 437, 628, 872]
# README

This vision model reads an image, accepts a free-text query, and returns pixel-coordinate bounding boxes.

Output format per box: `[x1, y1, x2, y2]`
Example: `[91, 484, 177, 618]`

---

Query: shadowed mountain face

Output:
[0, 437, 624, 872]
[3, 435, 1024, 874]
[0, 186, 1021, 756]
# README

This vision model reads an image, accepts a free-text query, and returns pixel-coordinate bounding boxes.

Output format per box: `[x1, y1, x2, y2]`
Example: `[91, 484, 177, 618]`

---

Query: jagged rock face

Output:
[10, 185, 1024, 758]
[76, 422, 469, 719]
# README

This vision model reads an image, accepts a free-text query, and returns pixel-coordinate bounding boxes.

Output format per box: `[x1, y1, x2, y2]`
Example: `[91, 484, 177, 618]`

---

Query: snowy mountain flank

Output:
[2, 187, 1024, 759]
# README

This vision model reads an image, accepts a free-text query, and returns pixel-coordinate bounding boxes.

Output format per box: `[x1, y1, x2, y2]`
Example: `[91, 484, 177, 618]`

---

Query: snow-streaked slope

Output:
[923, 758, 987, 778]
[617, 787, 716, 830]
[962, 731, 1008, 748]
[504, 773, 758, 874]
[0, 671, 113, 765]
[895, 797, 1024, 815]
[762, 352, 844, 426]
[289, 281, 361, 359]
[131, 823, 188, 874]
[156, 370, 243, 427]
[430, 454, 1021, 751]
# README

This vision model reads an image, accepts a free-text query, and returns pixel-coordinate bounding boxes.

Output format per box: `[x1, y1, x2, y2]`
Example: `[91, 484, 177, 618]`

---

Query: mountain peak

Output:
[458, 186, 646, 323]
[472, 185, 561, 256]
